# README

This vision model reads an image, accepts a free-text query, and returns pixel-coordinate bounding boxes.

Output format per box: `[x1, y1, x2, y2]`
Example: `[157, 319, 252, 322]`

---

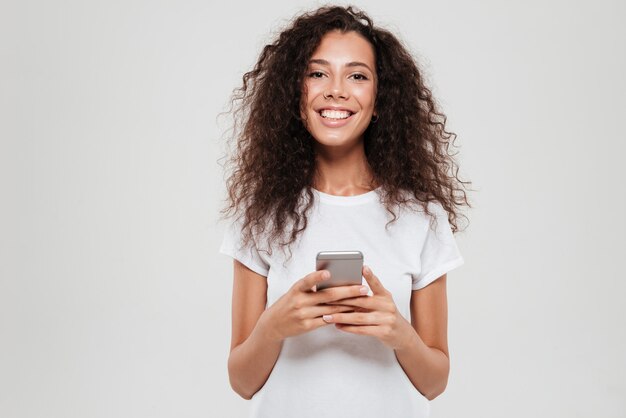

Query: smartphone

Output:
[315, 250, 363, 291]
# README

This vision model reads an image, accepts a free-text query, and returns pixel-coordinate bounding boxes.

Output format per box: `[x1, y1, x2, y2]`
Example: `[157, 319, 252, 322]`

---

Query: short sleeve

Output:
[411, 202, 464, 290]
[219, 219, 270, 277]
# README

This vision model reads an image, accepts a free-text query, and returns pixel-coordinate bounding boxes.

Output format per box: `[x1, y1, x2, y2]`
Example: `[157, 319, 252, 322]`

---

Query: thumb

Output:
[296, 269, 330, 293]
[362, 265, 387, 295]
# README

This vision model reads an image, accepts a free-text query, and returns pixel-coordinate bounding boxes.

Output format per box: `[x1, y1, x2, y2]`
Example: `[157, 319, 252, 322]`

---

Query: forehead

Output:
[309, 30, 375, 67]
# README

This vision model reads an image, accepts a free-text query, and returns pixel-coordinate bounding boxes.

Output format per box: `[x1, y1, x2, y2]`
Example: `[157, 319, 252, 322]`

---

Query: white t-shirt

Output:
[219, 187, 464, 418]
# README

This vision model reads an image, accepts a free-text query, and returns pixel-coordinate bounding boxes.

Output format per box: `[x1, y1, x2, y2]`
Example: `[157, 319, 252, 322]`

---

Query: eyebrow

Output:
[308, 58, 374, 73]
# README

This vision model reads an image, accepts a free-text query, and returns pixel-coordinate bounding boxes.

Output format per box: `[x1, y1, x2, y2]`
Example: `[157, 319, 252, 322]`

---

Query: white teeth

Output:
[320, 109, 352, 119]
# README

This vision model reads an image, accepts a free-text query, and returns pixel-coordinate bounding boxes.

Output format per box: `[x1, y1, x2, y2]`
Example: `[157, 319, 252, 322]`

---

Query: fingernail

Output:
[323, 315, 332, 322]
[322, 271, 330, 280]
[360, 286, 369, 295]
[364, 266, 370, 275]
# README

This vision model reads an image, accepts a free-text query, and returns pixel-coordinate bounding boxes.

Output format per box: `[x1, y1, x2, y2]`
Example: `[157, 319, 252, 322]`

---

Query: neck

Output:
[312, 143, 377, 196]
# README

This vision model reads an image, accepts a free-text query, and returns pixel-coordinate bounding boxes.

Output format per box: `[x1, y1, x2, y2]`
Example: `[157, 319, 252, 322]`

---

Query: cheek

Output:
[299, 89, 312, 119]
[303, 82, 322, 102]
[354, 86, 376, 109]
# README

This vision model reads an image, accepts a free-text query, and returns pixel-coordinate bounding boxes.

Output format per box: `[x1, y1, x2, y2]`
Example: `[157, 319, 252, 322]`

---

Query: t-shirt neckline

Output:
[312, 186, 382, 206]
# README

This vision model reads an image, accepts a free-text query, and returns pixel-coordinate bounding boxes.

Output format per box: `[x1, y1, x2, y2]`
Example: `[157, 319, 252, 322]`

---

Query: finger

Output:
[322, 311, 382, 325]
[310, 284, 370, 305]
[301, 304, 355, 318]
[362, 265, 388, 295]
[296, 270, 330, 293]
[334, 324, 378, 336]
[325, 296, 378, 310]
[308, 315, 342, 331]
[323, 303, 368, 313]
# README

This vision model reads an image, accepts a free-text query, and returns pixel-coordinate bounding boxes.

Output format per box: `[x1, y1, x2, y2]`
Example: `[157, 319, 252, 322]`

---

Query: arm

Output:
[227, 260, 366, 399]
[393, 274, 450, 401]
[227, 260, 282, 400]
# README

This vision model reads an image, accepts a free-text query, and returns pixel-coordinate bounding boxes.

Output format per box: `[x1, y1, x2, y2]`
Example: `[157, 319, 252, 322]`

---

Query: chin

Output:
[312, 134, 361, 148]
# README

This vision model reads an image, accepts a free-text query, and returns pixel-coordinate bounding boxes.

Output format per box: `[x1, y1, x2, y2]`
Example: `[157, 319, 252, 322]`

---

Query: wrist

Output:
[257, 309, 285, 343]
[393, 320, 419, 352]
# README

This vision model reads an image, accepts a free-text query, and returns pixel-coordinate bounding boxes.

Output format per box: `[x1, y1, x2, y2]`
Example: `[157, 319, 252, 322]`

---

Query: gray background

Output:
[1, 0, 625, 417]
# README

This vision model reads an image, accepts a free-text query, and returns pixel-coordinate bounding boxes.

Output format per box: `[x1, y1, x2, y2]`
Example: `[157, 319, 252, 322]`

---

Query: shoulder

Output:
[425, 200, 448, 218]
[391, 189, 447, 218]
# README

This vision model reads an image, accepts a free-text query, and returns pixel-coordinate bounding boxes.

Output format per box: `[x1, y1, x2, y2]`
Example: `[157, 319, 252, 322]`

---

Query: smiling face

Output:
[300, 30, 377, 152]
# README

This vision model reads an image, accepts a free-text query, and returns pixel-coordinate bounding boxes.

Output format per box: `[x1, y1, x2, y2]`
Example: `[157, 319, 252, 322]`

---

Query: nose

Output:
[323, 77, 349, 100]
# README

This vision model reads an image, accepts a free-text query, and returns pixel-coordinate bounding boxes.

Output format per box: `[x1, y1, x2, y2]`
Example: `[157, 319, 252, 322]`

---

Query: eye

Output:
[350, 73, 369, 81]
[308, 71, 325, 78]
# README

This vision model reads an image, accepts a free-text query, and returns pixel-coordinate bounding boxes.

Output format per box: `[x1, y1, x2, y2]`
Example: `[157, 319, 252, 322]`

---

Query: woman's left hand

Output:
[322, 265, 415, 350]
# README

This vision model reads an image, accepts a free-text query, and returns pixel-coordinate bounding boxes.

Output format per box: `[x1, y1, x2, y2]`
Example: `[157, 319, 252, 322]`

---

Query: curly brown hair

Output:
[219, 5, 471, 258]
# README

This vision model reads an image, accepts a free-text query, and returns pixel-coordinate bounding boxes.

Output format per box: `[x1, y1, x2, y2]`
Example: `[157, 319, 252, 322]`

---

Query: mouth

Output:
[315, 108, 355, 128]
[317, 108, 355, 120]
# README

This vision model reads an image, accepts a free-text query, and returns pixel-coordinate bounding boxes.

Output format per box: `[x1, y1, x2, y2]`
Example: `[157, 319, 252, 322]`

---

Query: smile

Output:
[319, 109, 353, 119]
[316, 110, 355, 128]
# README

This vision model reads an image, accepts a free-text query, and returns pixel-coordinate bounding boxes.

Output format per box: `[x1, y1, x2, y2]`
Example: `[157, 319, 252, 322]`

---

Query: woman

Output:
[219, 5, 470, 418]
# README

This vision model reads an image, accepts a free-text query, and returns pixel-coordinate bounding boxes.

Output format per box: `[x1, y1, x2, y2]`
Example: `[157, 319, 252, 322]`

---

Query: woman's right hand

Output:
[258, 270, 370, 342]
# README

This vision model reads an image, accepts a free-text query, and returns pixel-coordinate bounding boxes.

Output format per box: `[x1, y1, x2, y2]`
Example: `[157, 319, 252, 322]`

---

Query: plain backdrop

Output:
[1, 0, 625, 417]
